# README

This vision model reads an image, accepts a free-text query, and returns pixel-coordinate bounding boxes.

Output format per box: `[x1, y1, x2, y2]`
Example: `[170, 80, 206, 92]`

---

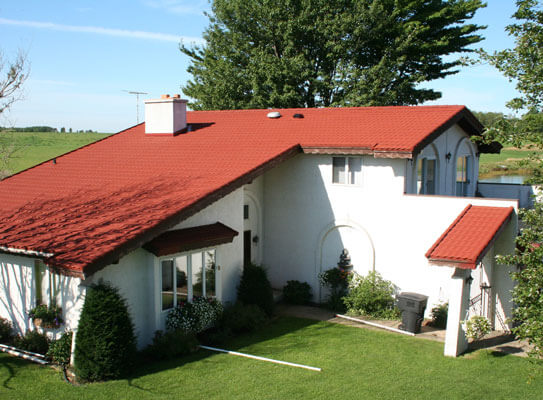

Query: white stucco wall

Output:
[0, 254, 84, 339]
[262, 149, 517, 320]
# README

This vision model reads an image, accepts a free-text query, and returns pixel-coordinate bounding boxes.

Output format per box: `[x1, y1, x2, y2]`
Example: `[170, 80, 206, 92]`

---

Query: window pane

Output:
[333, 157, 346, 184]
[243, 204, 249, 220]
[161, 260, 174, 310]
[426, 159, 436, 195]
[348, 157, 362, 184]
[205, 250, 216, 298]
[417, 159, 424, 194]
[192, 252, 203, 298]
[175, 256, 188, 302]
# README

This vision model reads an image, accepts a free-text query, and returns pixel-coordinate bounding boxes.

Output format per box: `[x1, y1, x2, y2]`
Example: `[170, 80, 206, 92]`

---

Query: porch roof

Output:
[142, 222, 238, 257]
[425, 205, 514, 269]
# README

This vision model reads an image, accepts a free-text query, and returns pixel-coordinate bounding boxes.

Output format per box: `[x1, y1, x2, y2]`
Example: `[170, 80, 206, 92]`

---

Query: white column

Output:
[444, 267, 472, 357]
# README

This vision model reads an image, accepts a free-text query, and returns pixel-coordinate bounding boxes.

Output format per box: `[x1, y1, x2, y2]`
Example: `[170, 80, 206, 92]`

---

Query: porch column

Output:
[444, 267, 472, 357]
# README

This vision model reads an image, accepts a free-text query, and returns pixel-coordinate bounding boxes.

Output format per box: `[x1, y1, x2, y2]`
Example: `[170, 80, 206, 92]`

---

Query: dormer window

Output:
[332, 157, 362, 185]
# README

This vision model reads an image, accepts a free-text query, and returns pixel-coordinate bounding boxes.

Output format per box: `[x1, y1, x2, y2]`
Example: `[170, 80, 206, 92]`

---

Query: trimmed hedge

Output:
[74, 281, 136, 381]
[237, 263, 274, 316]
[283, 280, 312, 305]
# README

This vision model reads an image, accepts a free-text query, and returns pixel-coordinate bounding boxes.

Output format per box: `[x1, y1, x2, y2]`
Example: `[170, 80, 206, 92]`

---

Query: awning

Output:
[426, 205, 514, 269]
[143, 222, 238, 257]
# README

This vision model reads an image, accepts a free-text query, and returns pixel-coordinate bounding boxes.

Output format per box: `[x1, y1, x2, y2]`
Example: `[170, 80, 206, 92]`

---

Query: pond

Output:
[478, 175, 528, 184]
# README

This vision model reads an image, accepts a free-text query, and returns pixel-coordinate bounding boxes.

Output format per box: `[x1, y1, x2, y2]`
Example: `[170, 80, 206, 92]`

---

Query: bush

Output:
[74, 281, 137, 382]
[343, 271, 399, 319]
[237, 263, 274, 316]
[14, 330, 50, 354]
[221, 303, 268, 334]
[283, 280, 312, 305]
[465, 315, 492, 340]
[166, 297, 223, 333]
[0, 317, 14, 344]
[47, 331, 73, 365]
[318, 267, 350, 312]
[142, 330, 198, 360]
[429, 302, 448, 329]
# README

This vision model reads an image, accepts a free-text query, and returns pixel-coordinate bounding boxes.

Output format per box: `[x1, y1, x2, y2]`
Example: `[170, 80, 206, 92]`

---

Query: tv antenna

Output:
[123, 90, 148, 124]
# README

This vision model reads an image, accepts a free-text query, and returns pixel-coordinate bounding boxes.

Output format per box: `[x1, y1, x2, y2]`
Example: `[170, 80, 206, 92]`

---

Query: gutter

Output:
[0, 246, 53, 258]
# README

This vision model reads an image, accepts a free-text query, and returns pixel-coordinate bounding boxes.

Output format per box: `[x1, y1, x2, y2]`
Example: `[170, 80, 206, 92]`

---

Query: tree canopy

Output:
[181, 0, 485, 110]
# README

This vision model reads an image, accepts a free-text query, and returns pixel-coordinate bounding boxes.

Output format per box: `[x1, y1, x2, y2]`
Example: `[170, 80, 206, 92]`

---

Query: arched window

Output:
[454, 138, 475, 197]
[415, 144, 439, 195]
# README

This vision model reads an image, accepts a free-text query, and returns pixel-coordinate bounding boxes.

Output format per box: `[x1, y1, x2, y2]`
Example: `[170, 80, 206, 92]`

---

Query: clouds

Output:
[0, 18, 204, 45]
[142, 0, 209, 16]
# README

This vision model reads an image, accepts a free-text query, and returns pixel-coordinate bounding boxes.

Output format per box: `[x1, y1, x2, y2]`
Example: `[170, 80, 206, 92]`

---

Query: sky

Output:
[0, 0, 520, 133]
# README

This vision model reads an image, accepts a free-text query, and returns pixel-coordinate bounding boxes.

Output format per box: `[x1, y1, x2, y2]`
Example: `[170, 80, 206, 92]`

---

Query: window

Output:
[417, 158, 436, 195]
[243, 204, 249, 220]
[456, 156, 470, 196]
[34, 259, 46, 305]
[161, 249, 216, 311]
[332, 157, 362, 185]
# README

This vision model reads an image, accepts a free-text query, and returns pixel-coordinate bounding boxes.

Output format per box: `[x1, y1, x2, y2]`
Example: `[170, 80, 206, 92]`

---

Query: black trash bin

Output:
[397, 292, 428, 334]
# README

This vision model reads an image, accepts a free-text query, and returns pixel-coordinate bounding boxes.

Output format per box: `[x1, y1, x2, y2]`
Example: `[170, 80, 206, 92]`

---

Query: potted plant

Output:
[28, 304, 63, 329]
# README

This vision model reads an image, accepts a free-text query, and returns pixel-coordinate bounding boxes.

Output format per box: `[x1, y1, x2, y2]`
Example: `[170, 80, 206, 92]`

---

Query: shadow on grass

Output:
[125, 316, 322, 390]
[0, 353, 35, 389]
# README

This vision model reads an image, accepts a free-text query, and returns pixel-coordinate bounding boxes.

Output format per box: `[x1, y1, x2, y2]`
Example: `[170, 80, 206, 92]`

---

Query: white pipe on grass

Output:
[199, 345, 321, 372]
[0, 344, 49, 364]
[335, 314, 415, 336]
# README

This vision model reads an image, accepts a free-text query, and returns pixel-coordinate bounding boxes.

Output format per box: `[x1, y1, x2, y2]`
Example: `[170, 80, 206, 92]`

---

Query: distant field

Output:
[479, 146, 542, 179]
[0, 131, 111, 175]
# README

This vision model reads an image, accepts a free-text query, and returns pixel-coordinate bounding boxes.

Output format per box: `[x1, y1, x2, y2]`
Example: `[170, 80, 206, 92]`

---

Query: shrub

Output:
[283, 280, 312, 305]
[166, 297, 223, 333]
[142, 330, 198, 360]
[0, 317, 14, 344]
[464, 315, 492, 340]
[220, 303, 268, 334]
[429, 302, 448, 329]
[74, 281, 137, 382]
[318, 267, 351, 312]
[237, 263, 274, 316]
[14, 330, 50, 354]
[47, 331, 73, 365]
[343, 271, 399, 319]
[28, 304, 63, 329]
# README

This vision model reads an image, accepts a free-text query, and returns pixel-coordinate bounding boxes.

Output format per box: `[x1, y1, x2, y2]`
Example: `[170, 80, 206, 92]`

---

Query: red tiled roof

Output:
[425, 205, 514, 269]
[0, 105, 480, 277]
[143, 222, 238, 257]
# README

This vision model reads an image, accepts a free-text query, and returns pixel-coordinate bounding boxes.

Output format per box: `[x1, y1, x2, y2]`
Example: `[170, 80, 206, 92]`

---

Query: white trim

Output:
[0, 246, 53, 258]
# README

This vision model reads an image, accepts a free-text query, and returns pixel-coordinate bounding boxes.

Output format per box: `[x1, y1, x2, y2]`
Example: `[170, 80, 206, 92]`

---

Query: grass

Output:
[479, 145, 543, 180]
[0, 317, 542, 399]
[0, 131, 110, 175]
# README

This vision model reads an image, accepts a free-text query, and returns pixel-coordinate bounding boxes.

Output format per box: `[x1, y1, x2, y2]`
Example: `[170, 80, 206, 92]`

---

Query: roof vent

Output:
[267, 111, 281, 119]
[293, 113, 304, 119]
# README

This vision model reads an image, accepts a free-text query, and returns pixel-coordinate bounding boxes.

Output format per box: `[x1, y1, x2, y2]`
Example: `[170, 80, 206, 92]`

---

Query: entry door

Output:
[244, 230, 251, 267]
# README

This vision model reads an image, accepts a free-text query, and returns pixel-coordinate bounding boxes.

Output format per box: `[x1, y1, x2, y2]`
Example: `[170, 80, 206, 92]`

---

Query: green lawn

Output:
[0, 131, 110, 175]
[0, 317, 541, 399]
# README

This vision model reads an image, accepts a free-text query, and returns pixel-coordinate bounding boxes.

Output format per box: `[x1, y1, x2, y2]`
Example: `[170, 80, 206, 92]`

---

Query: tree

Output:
[482, 0, 543, 361]
[0, 50, 28, 179]
[181, 0, 485, 110]
[479, 0, 543, 184]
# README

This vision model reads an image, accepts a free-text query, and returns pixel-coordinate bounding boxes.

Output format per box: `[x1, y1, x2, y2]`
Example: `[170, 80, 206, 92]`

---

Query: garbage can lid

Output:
[398, 292, 429, 302]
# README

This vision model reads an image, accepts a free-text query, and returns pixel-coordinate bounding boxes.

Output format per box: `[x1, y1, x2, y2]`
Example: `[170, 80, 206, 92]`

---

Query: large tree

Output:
[482, 0, 543, 361]
[181, 0, 485, 110]
[479, 0, 543, 184]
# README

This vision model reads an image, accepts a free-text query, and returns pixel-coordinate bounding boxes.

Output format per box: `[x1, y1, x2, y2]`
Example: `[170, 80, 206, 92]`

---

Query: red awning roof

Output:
[0, 105, 483, 277]
[142, 222, 238, 257]
[426, 205, 514, 269]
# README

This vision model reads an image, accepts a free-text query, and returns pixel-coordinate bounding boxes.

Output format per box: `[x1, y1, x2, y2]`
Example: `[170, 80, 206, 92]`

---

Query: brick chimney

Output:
[144, 94, 187, 135]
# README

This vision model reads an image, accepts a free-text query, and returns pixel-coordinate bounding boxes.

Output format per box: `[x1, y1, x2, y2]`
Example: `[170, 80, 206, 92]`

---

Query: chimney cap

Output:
[172, 94, 180, 99]
[161, 94, 171, 99]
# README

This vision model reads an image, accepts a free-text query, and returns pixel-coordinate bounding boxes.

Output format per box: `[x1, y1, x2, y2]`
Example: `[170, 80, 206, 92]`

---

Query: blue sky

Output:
[1, 0, 520, 132]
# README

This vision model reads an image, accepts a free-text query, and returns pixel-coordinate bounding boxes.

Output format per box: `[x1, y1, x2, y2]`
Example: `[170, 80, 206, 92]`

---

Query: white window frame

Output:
[332, 156, 362, 185]
[417, 157, 438, 195]
[159, 248, 217, 313]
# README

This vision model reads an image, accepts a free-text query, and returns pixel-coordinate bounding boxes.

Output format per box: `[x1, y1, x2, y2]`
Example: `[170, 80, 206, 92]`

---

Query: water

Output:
[479, 175, 527, 184]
